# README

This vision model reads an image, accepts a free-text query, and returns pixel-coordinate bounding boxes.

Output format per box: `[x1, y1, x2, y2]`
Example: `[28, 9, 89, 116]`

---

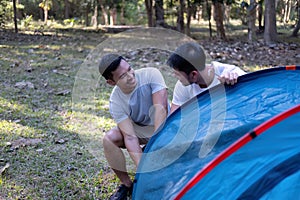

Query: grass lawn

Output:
[0, 28, 120, 199]
[0, 21, 299, 199]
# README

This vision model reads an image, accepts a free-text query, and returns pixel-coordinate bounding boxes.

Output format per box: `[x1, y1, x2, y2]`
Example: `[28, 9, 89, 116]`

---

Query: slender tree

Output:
[264, 0, 277, 44]
[145, 0, 154, 27]
[13, 0, 18, 33]
[99, 0, 108, 25]
[291, 0, 300, 37]
[64, 0, 71, 19]
[283, 0, 292, 23]
[177, 0, 185, 32]
[186, 0, 193, 36]
[85, 1, 91, 26]
[109, 5, 117, 25]
[91, 4, 98, 27]
[248, 0, 257, 42]
[120, 0, 125, 24]
[213, 0, 226, 40]
[257, 0, 264, 31]
[206, 0, 212, 37]
[39, 0, 52, 24]
[155, 0, 165, 26]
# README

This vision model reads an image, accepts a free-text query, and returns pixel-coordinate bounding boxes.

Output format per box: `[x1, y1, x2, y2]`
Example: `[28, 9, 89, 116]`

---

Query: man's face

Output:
[111, 59, 137, 92]
[173, 69, 192, 86]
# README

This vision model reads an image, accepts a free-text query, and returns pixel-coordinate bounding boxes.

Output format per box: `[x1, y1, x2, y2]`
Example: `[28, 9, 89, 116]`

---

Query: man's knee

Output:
[103, 128, 124, 147]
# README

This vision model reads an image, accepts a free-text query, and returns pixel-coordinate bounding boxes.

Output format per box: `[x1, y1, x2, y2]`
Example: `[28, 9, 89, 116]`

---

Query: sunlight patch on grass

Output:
[0, 120, 42, 140]
[0, 97, 27, 113]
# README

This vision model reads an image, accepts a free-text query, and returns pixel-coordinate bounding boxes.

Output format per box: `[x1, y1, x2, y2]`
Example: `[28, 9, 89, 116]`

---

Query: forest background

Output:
[0, 0, 299, 199]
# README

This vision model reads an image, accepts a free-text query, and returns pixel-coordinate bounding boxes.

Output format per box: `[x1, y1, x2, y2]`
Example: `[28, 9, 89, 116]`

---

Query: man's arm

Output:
[152, 88, 168, 131]
[118, 118, 142, 166]
[170, 103, 180, 114]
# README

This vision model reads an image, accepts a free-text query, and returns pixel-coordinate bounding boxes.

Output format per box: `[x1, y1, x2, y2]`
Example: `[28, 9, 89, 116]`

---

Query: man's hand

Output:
[217, 71, 239, 85]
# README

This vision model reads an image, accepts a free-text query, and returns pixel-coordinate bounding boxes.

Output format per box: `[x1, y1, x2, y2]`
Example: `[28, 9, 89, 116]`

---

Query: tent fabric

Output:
[133, 66, 300, 200]
[176, 104, 300, 200]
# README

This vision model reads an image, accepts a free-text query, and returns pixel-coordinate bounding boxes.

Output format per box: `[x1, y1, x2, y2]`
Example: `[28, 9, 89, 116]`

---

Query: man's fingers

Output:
[218, 72, 238, 85]
[233, 72, 238, 84]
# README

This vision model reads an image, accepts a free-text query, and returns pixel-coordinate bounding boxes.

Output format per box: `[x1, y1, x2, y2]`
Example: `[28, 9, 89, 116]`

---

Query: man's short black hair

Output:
[166, 53, 197, 75]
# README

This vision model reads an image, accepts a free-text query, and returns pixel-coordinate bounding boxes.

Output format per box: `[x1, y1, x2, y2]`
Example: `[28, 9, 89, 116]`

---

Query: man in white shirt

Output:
[167, 42, 246, 113]
[98, 54, 168, 200]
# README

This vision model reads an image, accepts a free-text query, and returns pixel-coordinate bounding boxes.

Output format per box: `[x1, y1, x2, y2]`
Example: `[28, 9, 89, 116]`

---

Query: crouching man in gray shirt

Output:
[98, 54, 169, 200]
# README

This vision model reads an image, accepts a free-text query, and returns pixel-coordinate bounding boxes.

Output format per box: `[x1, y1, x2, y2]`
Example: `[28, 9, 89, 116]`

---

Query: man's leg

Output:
[103, 127, 133, 199]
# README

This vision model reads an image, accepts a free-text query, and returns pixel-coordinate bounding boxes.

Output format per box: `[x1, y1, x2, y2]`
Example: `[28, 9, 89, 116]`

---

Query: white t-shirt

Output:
[172, 61, 246, 106]
[109, 67, 167, 139]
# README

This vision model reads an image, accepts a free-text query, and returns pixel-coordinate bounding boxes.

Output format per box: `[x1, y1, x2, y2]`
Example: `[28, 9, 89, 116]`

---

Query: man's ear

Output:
[189, 70, 199, 81]
[107, 79, 116, 86]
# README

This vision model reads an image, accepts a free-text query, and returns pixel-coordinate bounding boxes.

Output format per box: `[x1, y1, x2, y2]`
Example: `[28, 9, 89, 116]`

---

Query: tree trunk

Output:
[120, 0, 125, 24]
[85, 2, 91, 26]
[264, 0, 277, 44]
[224, 4, 231, 26]
[283, 0, 291, 23]
[155, 0, 165, 26]
[39, 8, 43, 21]
[186, 0, 192, 36]
[98, 0, 108, 25]
[248, 0, 257, 43]
[91, 5, 98, 28]
[291, 3, 300, 37]
[196, 5, 202, 22]
[44, 8, 48, 24]
[206, 0, 212, 37]
[213, 1, 226, 40]
[64, 0, 71, 19]
[109, 6, 117, 26]
[177, 0, 185, 33]
[13, 0, 18, 33]
[145, 0, 154, 27]
[43, 0, 48, 24]
[258, 0, 264, 31]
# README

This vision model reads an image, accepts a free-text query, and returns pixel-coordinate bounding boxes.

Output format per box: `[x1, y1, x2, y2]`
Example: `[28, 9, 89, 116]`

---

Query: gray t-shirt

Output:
[109, 67, 167, 138]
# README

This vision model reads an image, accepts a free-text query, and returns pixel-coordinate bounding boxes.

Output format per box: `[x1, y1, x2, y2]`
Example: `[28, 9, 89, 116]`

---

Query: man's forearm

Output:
[124, 135, 143, 166]
[152, 88, 168, 131]
[153, 104, 167, 131]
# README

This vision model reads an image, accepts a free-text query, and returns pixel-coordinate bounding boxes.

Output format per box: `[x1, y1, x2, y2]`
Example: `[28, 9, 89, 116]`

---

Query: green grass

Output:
[0, 29, 117, 199]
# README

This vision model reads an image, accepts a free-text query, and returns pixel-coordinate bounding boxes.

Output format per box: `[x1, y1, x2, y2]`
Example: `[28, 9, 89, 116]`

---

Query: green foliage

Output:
[22, 0, 43, 20]
[0, 0, 24, 24]
[21, 15, 33, 27]
[123, 0, 146, 25]
[0, 0, 8, 27]
[63, 18, 80, 26]
[39, 0, 52, 10]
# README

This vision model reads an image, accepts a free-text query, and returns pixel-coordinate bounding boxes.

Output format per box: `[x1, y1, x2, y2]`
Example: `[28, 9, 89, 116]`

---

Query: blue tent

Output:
[133, 66, 300, 200]
[176, 104, 300, 200]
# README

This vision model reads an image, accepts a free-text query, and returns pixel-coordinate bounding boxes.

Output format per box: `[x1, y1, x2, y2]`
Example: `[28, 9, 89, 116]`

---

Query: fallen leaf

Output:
[0, 163, 10, 175]
[53, 69, 69, 77]
[55, 138, 68, 144]
[55, 89, 71, 96]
